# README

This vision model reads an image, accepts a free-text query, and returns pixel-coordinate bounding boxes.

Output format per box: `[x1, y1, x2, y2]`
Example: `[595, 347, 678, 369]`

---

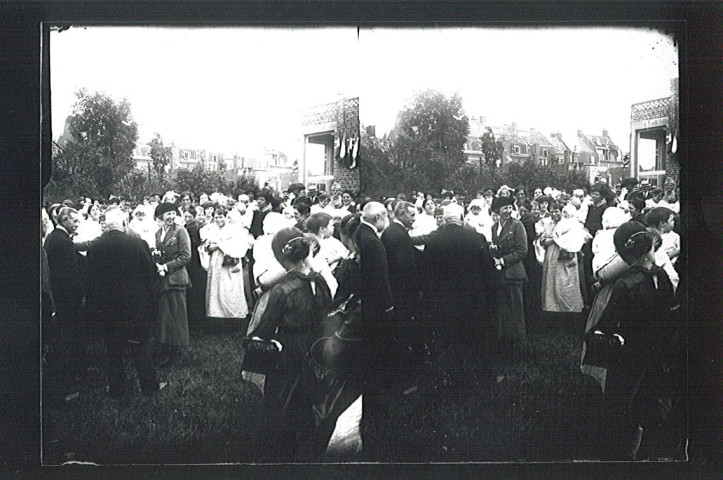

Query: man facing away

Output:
[421, 203, 494, 356]
[85, 208, 165, 397]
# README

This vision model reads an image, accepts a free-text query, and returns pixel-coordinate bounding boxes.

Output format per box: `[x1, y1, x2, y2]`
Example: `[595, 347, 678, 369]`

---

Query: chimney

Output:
[577, 129, 583, 137]
[602, 129, 608, 138]
[481, 116, 486, 125]
[511, 122, 517, 131]
[550, 132, 561, 140]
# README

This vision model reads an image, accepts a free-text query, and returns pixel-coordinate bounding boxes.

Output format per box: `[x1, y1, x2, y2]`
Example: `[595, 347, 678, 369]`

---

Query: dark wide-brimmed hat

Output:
[620, 177, 639, 189]
[154, 202, 178, 219]
[490, 195, 515, 213]
[535, 195, 553, 205]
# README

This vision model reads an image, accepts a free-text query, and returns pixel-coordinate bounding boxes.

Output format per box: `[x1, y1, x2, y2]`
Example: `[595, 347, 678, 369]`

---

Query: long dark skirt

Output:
[494, 283, 526, 342]
[263, 355, 315, 461]
[157, 289, 190, 346]
[186, 260, 207, 330]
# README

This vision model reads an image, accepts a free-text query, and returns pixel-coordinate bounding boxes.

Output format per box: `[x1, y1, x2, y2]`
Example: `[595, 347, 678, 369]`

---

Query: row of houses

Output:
[132, 145, 296, 189]
[464, 117, 625, 184]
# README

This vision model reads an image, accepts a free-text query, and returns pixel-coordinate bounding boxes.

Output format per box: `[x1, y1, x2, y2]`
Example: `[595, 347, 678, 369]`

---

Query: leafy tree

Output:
[173, 164, 257, 198]
[148, 133, 173, 185]
[389, 90, 470, 194]
[480, 127, 504, 171]
[359, 128, 401, 198]
[51, 89, 139, 199]
[506, 159, 589, 193]
[115, 169, 149, 204]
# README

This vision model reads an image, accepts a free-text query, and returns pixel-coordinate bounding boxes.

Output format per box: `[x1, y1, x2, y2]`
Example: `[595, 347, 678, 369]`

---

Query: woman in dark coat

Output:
[593, 221, 678, 460]
[246, 227, 333, 461]
[183, 205, 207, 331]
[154, 203, 192, 366]
[490, 195, 528, 362]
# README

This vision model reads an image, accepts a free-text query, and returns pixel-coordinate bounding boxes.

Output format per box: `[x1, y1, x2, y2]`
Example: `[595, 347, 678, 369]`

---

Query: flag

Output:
[339, 132, 347, 160]
[349, 136, 359, 169]
[671, 128, 677, 153]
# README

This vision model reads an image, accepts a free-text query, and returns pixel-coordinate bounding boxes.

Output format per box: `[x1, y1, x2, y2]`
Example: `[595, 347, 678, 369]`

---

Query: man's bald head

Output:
[442, 203, 465, 225]
[362, 201, 389, 233]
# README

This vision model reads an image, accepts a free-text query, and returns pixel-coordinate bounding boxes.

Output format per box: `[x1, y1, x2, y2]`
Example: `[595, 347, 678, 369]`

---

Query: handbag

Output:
[558, 249, 574, 261]
[241, 336, 281, 375]
[165, 266, 190, 288]
[582, 330, 624, 369]
[309, 295, 362, 380]
[222, 254, 239, 267]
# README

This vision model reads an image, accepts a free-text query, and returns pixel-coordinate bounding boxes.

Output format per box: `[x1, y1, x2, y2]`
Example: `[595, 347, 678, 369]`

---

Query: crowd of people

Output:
[362, 176, 683, 460]
[40, 174, 684, 461]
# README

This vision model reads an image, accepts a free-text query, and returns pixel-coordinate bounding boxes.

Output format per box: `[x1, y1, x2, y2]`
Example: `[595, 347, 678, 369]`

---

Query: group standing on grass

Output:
[41, 175, 684, 461]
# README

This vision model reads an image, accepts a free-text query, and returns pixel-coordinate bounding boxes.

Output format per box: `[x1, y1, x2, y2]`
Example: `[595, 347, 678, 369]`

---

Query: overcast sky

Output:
[51, 27, 360, 162]
[358, 27, 678, 155]
[52, 26, 677, 164]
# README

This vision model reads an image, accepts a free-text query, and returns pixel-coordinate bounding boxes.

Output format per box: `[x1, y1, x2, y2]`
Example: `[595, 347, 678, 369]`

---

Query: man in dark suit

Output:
[381, 201, 420, 323]
[305, 184, 321, 206]
[355, 201, 394, 450]
[43, 206, 85, 401]
[422, 203, 494, 354]
[356, 201, 394, 333]
[86, 208, 164, 397]
[381, 201, 423, 367]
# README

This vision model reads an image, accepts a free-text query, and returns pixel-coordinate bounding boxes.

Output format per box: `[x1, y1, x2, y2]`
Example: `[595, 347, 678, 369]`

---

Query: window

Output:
[513, 145, 520, 154]
[520, 144, 527, 155]
[542, 149, 548, 158]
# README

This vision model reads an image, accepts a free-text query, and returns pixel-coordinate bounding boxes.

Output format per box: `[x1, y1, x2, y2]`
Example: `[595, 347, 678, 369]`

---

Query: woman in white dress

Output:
[410, 198, 438, 237]
[204, 207, 249, 321]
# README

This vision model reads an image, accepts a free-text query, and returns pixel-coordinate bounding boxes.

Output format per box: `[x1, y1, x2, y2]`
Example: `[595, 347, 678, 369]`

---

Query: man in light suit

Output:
[86, 208, 165, 397]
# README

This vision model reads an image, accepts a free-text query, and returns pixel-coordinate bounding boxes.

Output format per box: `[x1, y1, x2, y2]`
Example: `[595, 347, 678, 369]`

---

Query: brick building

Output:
[301, 97, 360, 193]
[629, 78, 679, 186]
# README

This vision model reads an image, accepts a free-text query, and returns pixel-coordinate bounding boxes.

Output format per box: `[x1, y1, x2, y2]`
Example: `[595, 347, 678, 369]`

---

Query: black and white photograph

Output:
[42, 26, 361, 464]
[357, 26, 684, 462]
[40, 23, 689, 465]
[1, 2, 720, 476]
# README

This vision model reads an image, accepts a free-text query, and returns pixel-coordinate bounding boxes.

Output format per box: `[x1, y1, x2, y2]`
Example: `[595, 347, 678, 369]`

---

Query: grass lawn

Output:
[41, 314, 657, 465]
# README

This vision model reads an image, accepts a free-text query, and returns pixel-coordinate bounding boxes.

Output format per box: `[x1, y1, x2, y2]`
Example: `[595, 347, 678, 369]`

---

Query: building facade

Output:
[629, 78, 679, 186]
[301, 97, 360, 193]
